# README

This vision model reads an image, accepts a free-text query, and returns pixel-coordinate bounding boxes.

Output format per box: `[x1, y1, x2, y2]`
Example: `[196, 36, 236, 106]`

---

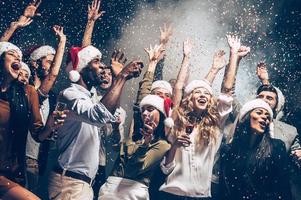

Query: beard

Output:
[81, 67, 106, 89]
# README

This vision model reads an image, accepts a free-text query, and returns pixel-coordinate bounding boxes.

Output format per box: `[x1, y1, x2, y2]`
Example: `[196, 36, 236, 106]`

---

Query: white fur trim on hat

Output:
[20, 62, 31, 78]
[184, 79, 213, 96]
[151, 80, 173, 95]
[30, 45, 56, 61]
[140, 95, 174, 128]
[274, 86, 285, 114]
[0, 41, 22, 59]
[239, 99, 273, 121]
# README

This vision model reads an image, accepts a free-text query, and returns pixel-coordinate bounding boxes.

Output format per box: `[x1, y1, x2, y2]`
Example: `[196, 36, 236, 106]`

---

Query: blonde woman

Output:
[159, 79, 233, 200]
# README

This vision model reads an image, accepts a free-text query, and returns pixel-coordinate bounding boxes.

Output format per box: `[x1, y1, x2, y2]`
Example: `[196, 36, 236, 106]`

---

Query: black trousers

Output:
[92, 165, 106, 200]
[159, 191, 212, 200]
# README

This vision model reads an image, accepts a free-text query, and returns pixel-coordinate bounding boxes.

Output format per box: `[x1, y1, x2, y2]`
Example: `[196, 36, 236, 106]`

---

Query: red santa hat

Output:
[151, 80, 173, 95]
[184, 79, 213, 96]
[30, 45, 56, 61]
[65, 45, 102, 82]
[140, 95, 174, 128]
[0, 41, 22, 59]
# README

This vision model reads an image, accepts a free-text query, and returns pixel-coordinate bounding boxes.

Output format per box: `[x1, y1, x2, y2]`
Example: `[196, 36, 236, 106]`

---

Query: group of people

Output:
[0, 0, 300, 200]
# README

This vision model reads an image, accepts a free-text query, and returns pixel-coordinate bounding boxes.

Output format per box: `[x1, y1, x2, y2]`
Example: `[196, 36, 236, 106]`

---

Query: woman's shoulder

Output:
[270, 137, 287, 156]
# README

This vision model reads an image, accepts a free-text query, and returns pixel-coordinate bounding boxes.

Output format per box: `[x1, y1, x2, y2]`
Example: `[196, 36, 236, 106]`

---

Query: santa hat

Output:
[239, 99, 273, 121]
[20, 62, 31, 77]
[151, 80, 173, 95]
[30, 45, 56, 61]
[140, 95, 174, 128]
[0, 41, 22, 59]
[239, 99, 274, 137]
[184, 79, 213, 96]
[65, 45, 102, 82]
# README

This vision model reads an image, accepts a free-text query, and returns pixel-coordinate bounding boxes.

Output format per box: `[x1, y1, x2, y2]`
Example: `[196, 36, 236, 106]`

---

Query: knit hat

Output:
[0, 41, 22, 59]
[151, 80, 173, 95]
[140, 95, 174, 128]
[30, 45, 56, 61]
[20, 62, 31, 77]
[184, 79, 213, 96]
[239, 99, 273, 121]
[65, 45, 102, 82]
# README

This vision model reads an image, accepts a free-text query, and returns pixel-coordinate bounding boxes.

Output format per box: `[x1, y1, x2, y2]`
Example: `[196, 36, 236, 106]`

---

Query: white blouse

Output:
[159, 93, 233, 198]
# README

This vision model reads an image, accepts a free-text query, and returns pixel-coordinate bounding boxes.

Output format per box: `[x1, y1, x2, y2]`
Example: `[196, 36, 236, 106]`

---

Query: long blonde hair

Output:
[171, 91, 220, 148]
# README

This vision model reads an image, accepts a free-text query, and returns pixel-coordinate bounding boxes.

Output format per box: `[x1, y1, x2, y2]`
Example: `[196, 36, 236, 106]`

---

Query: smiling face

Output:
[141, 105, 160, 130]
[191, 87, 212, 113]
[3, 50, 21, 80]
[99, 64, 113, 90]
[18, 69, 30, 84]
[250, 108, 271, 134]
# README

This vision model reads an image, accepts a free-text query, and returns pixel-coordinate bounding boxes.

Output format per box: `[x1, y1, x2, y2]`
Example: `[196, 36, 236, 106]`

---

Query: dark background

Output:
[0, 0, 300, 197]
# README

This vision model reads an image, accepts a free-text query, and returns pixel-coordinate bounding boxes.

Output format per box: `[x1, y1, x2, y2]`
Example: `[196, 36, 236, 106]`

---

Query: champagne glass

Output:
[47, 102, 67, 141]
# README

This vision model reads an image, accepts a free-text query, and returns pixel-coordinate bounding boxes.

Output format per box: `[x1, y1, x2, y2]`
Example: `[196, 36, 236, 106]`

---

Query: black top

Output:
[220, 138, 292, 200]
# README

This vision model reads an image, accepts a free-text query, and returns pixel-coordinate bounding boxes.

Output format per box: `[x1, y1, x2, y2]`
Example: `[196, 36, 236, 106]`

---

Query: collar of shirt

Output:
[71, 83, 93, 97]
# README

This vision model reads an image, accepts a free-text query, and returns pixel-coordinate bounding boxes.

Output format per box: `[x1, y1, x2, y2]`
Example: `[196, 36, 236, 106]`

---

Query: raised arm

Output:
[256, 61, 270, 85]
[82, 0, 105, 47]
[173, 38, 192, 107]
[221, 35, 250, 94]
[0, 0, 41, 41]
[205, 50, 227, 84]
[101, 60, 144, 114]
[38, 25, 66, 96]
[135, 44, 165, 104]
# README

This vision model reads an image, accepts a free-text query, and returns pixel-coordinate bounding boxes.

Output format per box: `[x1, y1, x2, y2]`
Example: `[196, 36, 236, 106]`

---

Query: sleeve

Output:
[27, 86, 44, 142]
[61, 89, 116, 127]
[154, 58, 164, 81]
[273, 140, 293, 200]
[136, 71, 155, 104]
[160, 156, 176, 175]
[217, 93, 233, 128]
[126, 141, 171, 176]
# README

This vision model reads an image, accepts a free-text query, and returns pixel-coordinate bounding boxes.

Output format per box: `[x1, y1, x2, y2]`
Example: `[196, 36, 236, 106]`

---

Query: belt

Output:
[53, 166, 92, 185]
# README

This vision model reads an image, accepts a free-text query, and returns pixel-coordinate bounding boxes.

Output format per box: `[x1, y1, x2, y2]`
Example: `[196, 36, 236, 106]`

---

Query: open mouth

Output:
[11, 62, 21, 71]
[258, 121, 267, 129]
[197, 97, 207, 104]
[101, 79, 109, 84]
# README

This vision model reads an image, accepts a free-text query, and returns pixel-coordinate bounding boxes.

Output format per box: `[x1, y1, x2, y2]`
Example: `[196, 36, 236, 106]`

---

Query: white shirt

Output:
[159, 94, 233, 198]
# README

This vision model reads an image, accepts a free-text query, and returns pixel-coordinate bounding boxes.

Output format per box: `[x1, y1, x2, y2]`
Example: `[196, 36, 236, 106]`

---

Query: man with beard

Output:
[48, 45, 143, 200]
[90, 52, 127, 199]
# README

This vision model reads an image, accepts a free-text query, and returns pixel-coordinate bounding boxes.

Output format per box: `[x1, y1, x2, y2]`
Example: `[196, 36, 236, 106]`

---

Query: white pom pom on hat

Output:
[184, 79, 213, 96]
[65, 45, 102, 82]
[30, 45, 56, 61]
[151, 80, 173, 95]
[140, 95, 174, 128]
[0, 41, 22, 59]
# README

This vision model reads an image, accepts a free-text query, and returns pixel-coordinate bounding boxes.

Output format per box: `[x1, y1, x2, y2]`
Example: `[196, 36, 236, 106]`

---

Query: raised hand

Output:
[12, 16, 33, 28]
[160, 24, 173, 45]
[111, 50, 127, 76]
[237, 45, 250, 58]
[88, 0, 105, 21]
[53, 25, 66, 40]
[173, 134, 191, 148]
[226, 35, 241, 53]
[183, 38, 193, 57]
[119, 60, 144, 80]
[23, 0, 42, 18]
[212, 50, 227, 70]
[256, 61, 269, 81]
[144, 44, 165, 62]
